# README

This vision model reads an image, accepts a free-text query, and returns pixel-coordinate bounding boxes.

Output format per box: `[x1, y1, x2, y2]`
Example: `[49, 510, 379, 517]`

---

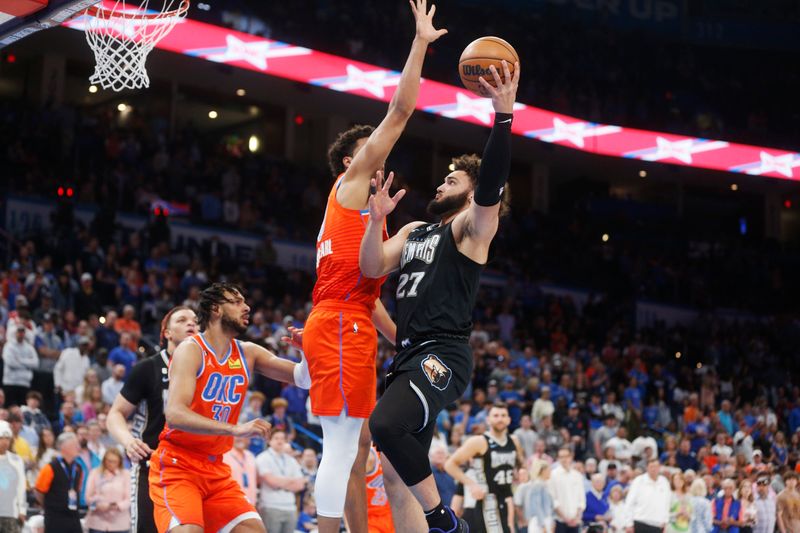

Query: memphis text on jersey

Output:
[400, 227, 441, 269]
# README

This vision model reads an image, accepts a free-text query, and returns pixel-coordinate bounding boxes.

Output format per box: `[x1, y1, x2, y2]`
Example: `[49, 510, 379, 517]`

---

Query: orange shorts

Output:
[148, 442, 259, 533]
[368, 511, 395, 533]
[304, 300, 378, 418]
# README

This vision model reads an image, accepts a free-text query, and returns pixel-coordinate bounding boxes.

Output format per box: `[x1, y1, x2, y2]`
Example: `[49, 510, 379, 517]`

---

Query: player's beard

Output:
[427, 190, 470, 219]
[221, 312, 247, 336]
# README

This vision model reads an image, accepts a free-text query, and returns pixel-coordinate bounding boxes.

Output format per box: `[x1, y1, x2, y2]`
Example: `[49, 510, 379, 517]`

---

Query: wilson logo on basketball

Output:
[461, 64, 492, 77]
[420, 354, 452, 391]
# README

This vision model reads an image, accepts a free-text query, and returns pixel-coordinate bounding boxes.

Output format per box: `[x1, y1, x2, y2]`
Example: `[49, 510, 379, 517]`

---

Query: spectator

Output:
[676, 439, 701, 472]
[7, 412, 34, 466]
[74, 368, 101, 406]
[57, 401, 83, 433]
[752, 474, 776, 533]
[2, 326, 39, 406]
[430, 444, 455, 510]
[85, 448, 130, 533]
[776, 472, 800, 533]
[256, 429, 306, 533]
[627, 459, 671, 533]
[94, 311, 119, 351]
[0, 420, 27, 532]
[583, 473, 610, 527]
[738, 479, 756, 533]
[513, 414, 538, 459]
[689, 478, 713, 533]
[21, 391, 51, 440]
[34, 432, 84, 533]
[604, 426, 633, 462]
[594, 414, 619, 458]
[549, 446, 585, 533]
[607, 484, 631, 533]
[267, 398, 296, 442]
[296, 494, 318, 533]
[30, 427, 57, 487]
[107, 334, 136, 377]
[224, 436, 258, 505]
[113, 304, 141, 349]
[712, 478, 741, 533]
[539, 415, 564, 457]
[667, 471, 693, 533]
[101, 364, 126, 405]
[53, 336, 92, 396]
[515, 459, 554, 533]
[85, 421, 106, 460]
[35, 314, 63, 372]
[75, 273, 101, 319]
[80, 384, 104, 422]
[532, 386, 555, 426]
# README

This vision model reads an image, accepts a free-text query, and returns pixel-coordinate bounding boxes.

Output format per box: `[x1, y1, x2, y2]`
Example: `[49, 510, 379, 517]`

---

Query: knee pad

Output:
[314, 413, 364, 518]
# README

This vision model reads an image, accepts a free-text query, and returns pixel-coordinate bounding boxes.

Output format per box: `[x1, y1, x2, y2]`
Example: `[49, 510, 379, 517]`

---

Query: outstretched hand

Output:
[368, 170, 406, 222]
[410, 0, 448, 44]
[478, 60, 521, 114]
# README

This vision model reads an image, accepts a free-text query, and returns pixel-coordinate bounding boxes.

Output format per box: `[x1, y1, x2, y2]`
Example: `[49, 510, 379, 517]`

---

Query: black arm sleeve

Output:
[474, 112, 513, 207]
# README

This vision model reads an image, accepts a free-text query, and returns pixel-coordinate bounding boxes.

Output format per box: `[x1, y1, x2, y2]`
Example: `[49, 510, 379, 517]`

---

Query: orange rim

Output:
[85, 0, 189, 21]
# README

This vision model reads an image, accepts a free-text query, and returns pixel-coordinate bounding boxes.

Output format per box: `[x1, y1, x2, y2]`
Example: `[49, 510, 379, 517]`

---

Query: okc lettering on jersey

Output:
[201, 373, 246, 404]
[400, 234, 441, 268]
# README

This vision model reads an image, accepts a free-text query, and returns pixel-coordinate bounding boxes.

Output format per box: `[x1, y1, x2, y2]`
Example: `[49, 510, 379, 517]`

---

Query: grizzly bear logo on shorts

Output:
[421, 354, 452, 391]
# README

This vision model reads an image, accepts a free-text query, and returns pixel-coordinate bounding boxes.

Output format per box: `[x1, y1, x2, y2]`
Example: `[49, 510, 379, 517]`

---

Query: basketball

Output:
[458, 36, 519, 97]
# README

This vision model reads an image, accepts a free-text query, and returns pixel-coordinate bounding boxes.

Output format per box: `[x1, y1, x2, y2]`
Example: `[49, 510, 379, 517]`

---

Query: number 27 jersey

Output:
[159, 333, 249, 456]
[395, 222, 483, 345]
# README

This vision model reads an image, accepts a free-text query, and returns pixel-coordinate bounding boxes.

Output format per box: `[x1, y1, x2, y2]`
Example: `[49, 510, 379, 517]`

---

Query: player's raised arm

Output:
[360, 171, 425, 278]
[337, 0, 447, 208]
[246, 341, 311, 389]
[454, 59, 520, 246]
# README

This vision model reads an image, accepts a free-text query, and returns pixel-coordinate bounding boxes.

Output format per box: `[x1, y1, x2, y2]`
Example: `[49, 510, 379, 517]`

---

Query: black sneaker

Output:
[427, 507, 468, 533]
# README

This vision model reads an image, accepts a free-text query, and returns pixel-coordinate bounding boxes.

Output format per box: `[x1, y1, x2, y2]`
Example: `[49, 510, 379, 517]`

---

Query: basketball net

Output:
[83, 0, 189, 92]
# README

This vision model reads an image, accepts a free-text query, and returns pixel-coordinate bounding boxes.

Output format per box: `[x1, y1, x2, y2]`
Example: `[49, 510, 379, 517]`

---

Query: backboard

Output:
[0, 0, 99, 47]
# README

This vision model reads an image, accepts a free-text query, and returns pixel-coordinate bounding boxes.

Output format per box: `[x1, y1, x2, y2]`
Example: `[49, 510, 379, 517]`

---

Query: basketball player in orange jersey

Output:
[301, 1, 447, 533]
[366, 446, 396, 533]
[149, 282, 311, 533]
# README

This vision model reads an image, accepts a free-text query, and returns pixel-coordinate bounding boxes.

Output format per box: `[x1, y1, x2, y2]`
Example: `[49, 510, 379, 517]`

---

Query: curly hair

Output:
[197, 283, 244, 330]
[327, 124, 375, 178]
[451, 154, 512, 217]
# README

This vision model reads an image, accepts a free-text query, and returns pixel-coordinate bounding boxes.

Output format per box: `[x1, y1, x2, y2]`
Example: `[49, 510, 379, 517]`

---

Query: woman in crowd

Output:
[85, 448, 131, 533]
[668, 471, 693, 533]
[521, 459, 553, 533]
[689, 478, 713, 533]
[74, 368, 100, 402]
[27, 427, 57, 486]
[607, 484, 631, 533]
[737, 479, 756, 533]
[81, 384, 104, 422]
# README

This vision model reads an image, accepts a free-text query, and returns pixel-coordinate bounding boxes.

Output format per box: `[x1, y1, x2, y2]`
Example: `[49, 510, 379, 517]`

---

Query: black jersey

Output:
[119, 349, 170, 458]
[395, 221, 483, 347]
[463, 433, 517, 533]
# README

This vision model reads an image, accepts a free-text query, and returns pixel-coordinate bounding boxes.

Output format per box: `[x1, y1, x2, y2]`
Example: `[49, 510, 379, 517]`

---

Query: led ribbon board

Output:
[66, 5, 800, 181]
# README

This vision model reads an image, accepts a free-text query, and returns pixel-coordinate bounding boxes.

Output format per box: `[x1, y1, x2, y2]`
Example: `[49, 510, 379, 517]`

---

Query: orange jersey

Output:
[313, 174, 388, 307]
[366, 448, 394, 533]
[159, 333, 249, 456]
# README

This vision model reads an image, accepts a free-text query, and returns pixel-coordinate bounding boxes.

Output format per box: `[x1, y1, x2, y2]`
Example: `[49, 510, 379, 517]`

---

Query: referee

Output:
[106, 306, 197, 533]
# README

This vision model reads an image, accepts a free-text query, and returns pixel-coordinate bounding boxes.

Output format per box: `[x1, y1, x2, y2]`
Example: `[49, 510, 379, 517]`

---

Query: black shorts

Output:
[386, 339, 473, 427]
[131, 461, 157, 533]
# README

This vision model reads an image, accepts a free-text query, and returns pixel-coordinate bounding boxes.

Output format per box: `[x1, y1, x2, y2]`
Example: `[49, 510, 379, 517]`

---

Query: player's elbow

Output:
[388, 101, 414, 121]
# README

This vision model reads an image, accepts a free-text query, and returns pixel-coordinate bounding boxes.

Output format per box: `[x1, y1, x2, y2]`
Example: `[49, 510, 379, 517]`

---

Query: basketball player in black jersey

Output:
[359, 58, 520, 533]
[445, 403, 522, 533]
[106, 306, 198, 533]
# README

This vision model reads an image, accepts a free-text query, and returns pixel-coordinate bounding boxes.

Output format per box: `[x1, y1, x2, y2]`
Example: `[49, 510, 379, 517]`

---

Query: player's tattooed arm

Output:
[337, 0, 447, 209]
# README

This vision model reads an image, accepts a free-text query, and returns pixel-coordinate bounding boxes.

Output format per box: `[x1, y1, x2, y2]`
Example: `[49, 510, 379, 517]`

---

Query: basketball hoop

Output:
[83, 0, 189, 92]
